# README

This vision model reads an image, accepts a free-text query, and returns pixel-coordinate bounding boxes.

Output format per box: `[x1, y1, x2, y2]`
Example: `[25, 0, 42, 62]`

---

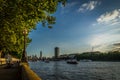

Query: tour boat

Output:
[67, 59, 78, 64]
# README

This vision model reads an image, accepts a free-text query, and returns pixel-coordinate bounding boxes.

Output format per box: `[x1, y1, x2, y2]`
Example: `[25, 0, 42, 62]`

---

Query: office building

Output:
[55, 47, 59, 59]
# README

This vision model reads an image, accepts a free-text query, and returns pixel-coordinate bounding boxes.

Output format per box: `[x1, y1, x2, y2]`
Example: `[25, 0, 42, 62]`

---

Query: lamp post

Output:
[21, 29, 28, 62]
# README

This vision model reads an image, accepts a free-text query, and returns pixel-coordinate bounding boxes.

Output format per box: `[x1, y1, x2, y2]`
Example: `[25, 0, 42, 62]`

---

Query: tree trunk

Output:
[0, 50, 2, 58]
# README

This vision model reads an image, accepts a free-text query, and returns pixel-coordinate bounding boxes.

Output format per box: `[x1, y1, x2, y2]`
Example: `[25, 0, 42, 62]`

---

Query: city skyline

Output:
[27, 0, 120, 57]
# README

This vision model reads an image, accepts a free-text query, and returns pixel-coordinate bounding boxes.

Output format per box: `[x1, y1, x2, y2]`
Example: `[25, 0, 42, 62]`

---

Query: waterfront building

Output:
[54, 47, 59, 59]
[40, 51, 42, 59]
[31, 55, 38, 61]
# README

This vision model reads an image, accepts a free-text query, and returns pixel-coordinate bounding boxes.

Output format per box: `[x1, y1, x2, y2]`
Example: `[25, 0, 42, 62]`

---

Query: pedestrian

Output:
[5, 53, 12, 68]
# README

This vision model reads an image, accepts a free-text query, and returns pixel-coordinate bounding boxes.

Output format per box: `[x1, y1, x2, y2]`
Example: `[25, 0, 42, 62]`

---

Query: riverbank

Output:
[21, 63, 41, 80]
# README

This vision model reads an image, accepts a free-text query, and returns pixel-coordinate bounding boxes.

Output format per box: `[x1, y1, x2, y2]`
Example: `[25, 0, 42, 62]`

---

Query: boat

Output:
[67, 59, 78, 64]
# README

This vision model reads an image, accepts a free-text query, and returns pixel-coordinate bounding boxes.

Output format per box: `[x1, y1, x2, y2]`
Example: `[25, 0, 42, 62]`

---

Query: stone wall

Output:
[21, 63, 42, 80]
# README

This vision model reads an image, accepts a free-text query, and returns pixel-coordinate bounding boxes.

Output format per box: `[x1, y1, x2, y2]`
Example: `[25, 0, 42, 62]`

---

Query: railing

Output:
[21, 63, 42, 80]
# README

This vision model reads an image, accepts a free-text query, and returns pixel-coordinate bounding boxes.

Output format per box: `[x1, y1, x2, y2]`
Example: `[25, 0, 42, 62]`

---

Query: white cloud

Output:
[89, 33, 120, 52]
[94, 44, 114, 52]
[97, 9, 120, 25]
[90, 34, 110, 46]
[78, 1, 100, 12]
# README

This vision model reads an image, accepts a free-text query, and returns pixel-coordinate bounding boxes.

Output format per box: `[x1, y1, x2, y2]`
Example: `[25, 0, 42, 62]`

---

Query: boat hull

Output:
[67, 59, 78, 64]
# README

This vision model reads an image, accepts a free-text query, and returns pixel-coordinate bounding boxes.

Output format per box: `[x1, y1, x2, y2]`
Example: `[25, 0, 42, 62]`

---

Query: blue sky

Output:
[27, 0, 120, 57]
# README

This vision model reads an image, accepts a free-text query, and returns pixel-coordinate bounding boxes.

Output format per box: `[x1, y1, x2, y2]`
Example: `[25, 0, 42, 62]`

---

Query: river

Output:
[29, 61, 120, 80]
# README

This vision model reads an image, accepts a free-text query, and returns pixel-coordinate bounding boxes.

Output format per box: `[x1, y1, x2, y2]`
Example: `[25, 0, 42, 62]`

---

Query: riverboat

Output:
[67, 59, 78, 64]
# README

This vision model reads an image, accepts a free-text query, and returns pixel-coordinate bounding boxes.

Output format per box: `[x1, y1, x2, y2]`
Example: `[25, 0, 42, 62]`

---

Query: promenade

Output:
[0, 63, 21, 80]
[0, 57, 41, 80]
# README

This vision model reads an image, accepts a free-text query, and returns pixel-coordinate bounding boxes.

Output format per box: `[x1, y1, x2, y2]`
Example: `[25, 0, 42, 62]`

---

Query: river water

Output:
[29, 61, 120, 80]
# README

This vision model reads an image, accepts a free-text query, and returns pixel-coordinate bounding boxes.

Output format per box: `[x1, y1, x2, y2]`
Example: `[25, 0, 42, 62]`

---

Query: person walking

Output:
[5, 53, 12, 68]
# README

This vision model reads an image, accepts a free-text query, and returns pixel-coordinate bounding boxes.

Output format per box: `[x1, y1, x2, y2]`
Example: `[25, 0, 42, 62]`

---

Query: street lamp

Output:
[21, 29, 28, 62]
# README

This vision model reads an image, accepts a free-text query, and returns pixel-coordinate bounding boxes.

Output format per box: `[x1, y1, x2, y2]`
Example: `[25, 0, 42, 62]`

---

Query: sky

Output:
[27, 0, 120, 57]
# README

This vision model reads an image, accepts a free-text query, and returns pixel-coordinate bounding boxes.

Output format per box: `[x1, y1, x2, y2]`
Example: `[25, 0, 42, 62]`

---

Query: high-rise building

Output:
[55, 47, 59, 59]
[40, 51, 42, 59]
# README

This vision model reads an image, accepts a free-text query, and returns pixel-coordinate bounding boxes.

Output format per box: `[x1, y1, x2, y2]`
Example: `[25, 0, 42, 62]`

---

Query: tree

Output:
[0, 0, 67, 57]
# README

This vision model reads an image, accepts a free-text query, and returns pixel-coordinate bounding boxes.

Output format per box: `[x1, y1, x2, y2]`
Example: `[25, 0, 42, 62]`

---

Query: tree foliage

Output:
[0, 0, 67, 56]
[76, 51, 120, 61]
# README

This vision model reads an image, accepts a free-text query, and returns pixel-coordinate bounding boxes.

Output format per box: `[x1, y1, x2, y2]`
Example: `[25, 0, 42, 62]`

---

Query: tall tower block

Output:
[55, 47, 59, 59]
[40, 51, 42, 59]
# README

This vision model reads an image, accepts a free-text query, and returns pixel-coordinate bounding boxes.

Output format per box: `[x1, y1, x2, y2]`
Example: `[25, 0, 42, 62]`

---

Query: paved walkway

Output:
[0, 63, 21, 80]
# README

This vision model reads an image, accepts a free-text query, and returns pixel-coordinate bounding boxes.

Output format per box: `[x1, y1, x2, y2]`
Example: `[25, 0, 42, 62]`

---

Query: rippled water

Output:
[29, 61, 120, 80]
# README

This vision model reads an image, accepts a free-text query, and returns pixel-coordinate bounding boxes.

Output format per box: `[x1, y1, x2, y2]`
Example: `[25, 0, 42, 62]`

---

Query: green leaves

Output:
[0, 0, 67, 55]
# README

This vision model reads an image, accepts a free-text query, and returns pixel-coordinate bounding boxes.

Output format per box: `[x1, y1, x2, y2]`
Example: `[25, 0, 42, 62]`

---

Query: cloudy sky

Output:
[27, 0, 120, 57]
